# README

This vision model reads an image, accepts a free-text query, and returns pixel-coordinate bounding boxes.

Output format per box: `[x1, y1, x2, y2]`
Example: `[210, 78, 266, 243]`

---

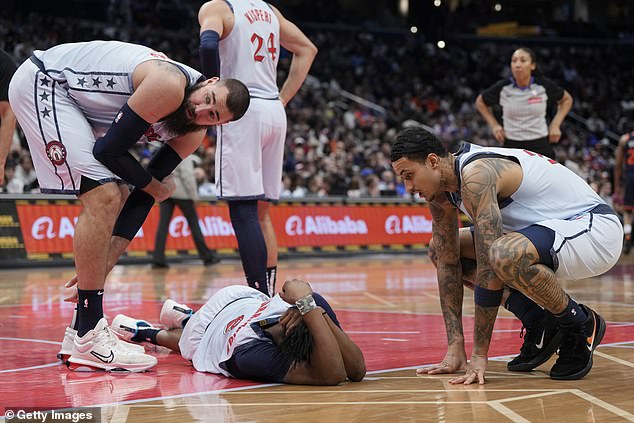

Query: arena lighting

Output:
[437, 40, 446, 48]
[399, 0, 408, 16]
[434, 0, 442, 7]
[410, 26, 418, 33]
[494, 3, 502, 12]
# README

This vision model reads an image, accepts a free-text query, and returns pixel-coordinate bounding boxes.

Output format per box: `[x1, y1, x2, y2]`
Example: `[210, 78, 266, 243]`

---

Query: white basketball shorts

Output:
[8, 58, 120, 195]
[215, 97, 286, 201]
[538, 209, 623, 280]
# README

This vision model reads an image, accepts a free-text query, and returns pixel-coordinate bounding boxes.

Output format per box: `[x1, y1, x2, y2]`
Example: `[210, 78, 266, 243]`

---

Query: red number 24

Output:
[250, 32, 277, 62]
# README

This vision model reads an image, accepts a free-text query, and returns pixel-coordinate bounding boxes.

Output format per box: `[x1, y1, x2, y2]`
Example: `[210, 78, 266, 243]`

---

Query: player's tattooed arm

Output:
[460, 158, 512, 355]
[429, 196, 464, 348]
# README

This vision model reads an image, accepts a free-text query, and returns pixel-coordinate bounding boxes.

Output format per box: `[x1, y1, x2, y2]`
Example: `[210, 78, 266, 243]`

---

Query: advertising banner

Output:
[10, 200, 433, 261]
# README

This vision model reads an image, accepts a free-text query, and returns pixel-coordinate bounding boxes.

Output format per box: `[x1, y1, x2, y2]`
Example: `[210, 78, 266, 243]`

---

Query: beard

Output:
[162, 83, 204, 135]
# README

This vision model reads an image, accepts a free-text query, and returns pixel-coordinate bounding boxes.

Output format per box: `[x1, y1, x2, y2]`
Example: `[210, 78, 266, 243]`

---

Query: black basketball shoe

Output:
[550, 304, 606, 380]
[508, 311, 562, 372]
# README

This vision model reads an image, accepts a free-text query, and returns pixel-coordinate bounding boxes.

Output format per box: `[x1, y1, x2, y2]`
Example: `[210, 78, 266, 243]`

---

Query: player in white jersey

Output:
[111, 279, 366, 385]
[197, 0, 317, 296]
[391, 127, 622, 384]
[9, 40, 250, 372]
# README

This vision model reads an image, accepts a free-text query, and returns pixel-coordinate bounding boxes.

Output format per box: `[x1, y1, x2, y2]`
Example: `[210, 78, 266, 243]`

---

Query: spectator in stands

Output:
[0, 48, 17, 186]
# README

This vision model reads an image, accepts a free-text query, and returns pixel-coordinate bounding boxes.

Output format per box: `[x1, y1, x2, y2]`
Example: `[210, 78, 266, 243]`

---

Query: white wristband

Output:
[295, 294, 317, 315]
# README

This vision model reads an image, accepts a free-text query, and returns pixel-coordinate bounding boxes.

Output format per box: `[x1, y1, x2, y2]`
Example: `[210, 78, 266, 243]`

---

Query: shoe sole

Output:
[67, 357, 157, 373]
[160, 300, 192, 329]
[57, 353, 70, 365]
[550, 312, 606, 380]
[507, 329, 564, 372]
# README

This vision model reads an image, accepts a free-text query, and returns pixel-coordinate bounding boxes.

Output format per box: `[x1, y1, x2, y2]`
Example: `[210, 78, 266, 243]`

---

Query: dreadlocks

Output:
[278, 320, 313, 365]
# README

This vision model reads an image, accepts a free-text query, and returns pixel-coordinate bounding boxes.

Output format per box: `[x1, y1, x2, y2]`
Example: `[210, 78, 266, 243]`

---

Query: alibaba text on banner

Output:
[16, 202, 433, 255]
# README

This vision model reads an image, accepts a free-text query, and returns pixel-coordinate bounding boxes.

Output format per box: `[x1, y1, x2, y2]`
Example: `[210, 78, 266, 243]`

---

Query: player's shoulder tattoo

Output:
[152, 60, 186, 81]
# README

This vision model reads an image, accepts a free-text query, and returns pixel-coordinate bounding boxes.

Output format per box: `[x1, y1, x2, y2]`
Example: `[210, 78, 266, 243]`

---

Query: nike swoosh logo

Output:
[535, 330, 546, 349]
[587, 314, 597, 351]
[91, 350, 114, 363]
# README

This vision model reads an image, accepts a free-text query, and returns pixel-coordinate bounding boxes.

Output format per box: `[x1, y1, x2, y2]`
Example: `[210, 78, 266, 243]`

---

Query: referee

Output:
[475, 47, 573, 159]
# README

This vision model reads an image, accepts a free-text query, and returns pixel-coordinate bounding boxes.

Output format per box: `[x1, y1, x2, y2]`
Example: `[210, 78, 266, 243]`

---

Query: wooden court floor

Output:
[0, 253, 633, 422]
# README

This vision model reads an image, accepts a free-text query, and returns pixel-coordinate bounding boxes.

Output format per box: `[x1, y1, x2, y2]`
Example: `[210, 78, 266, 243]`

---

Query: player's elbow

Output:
[347, 362, 366, 382]
[92, 139, 113, 167]
[306, 42, 318, 59]
[321, 368, 347, 386]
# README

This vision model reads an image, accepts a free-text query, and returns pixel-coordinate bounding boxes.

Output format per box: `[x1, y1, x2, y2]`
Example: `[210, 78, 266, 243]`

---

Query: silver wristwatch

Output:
[295, 294, 317, 315]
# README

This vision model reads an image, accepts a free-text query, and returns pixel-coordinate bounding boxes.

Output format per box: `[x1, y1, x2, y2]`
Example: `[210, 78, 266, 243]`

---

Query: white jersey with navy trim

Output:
[33, 40, 203, 142]
[219, 0, 280, 98]
[179, 286, 291, 376]
[448, 142, 606, 232]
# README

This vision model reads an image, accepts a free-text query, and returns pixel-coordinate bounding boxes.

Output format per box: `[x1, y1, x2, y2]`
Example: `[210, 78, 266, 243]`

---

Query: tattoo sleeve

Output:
[429, 198, 464, 347]
[461, 158, 512, 355]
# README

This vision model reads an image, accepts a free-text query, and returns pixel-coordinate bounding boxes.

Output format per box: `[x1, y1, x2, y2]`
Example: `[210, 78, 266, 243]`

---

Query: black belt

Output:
[589, 203, 617, 216]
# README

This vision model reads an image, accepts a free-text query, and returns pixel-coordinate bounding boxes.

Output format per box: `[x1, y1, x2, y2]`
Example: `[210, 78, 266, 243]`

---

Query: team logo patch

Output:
[46, 140, 67, 166]
[528, 96, 543, 104]
[224, 315, 245, 334]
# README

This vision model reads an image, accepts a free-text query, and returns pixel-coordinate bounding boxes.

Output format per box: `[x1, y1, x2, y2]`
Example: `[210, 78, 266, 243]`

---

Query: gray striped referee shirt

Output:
[481, 76, 564, 141]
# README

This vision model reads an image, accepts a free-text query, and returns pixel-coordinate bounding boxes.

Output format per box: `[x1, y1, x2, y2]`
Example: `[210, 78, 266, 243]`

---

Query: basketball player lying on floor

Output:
[111, 279, 366, 385]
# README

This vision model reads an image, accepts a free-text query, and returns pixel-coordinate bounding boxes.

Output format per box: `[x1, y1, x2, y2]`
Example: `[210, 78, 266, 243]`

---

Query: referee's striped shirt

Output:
[481, 76, 564, 141]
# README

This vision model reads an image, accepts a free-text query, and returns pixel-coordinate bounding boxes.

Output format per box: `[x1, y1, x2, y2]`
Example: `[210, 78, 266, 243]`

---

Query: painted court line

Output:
[488, 402, 531, 423]
[0, 362, 59, 374]
[594, 350, 634, 368]
[571, 390, 634, 422]
[221, 389, 569, 394]
[347, 331, 419, 334]
[0, 337, 61, 345]
[363, 292, 397, 307]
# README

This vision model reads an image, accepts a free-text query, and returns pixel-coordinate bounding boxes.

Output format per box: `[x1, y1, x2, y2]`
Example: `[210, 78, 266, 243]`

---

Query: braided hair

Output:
[279, 320, 313, 365]
[390, 127, 448, 163]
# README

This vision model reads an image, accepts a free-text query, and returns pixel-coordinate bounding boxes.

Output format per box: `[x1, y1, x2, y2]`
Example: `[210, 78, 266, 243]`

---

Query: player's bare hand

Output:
[63, 275, 79, 302]
[448, 355, 487, 385]
[548, 123, 562, 143]
[280, 279, 313, 304]
[279, 307, 303, 335]
[492, 125, 505, 143]
[417, 349, 467, 375]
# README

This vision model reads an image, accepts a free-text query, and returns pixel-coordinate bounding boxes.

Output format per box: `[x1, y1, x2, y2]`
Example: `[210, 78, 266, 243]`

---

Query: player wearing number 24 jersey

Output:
[391, 127, 621, 385]
[197, 0, 317, 297]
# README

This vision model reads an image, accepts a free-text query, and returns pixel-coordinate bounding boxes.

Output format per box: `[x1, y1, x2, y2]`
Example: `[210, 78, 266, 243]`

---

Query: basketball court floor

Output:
[1, 254, 633, 422]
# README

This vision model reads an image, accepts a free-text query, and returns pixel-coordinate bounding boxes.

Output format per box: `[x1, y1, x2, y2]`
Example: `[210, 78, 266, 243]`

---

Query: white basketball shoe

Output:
[58, 326, 145, 364]
[68, 318, 157, 372]
[160, 299, 193, 329]
[111, 314, 157, 343]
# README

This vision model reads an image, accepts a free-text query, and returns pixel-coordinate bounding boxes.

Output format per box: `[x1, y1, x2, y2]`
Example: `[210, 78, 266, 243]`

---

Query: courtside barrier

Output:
[0, 195, 434, 267]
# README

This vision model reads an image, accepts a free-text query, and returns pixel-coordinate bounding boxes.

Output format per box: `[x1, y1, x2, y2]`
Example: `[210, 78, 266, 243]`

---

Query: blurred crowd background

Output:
[1, 0, 632, 208]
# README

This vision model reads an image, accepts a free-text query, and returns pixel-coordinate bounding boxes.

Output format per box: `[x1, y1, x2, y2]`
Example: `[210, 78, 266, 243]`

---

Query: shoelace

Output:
[97, 325, 122, 349]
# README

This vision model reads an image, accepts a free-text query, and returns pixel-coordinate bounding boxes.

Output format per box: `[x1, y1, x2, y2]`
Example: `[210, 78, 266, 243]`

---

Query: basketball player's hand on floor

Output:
[417, 347, 467, 375]
[448, 355, 487, 385]
[63, 275, 79, 303]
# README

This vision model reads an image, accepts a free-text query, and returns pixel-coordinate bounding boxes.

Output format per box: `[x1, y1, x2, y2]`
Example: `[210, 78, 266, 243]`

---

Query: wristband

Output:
[295, 294, 317, 315]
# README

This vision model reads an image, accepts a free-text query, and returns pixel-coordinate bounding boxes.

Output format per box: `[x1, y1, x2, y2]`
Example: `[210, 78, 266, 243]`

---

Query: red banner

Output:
[16, 202, 433, 254]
